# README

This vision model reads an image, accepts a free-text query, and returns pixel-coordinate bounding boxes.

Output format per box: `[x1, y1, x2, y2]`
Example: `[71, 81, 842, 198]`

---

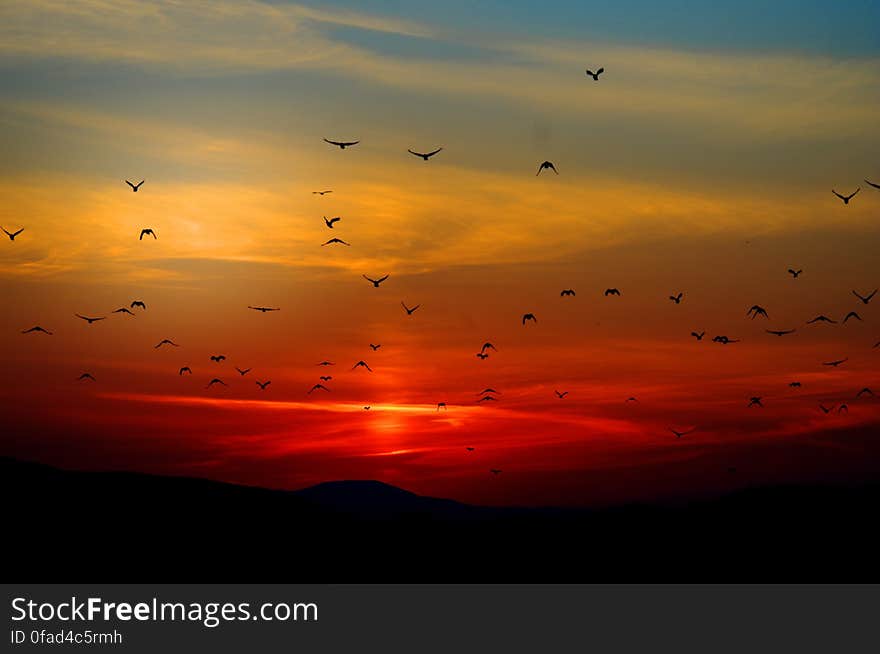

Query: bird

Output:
[131, 301, 146, 310]
[787, 269, 803, 278]
[179, 367, 192, 375]
[690, 331, 705, 341]
[75, 314, 105, 324]
[112, 307, 135, 316]
[248, 305, 280, 312]
[319, 375, 333, 381]
[308, 384, 330, 394]
[235, 367, 251, 376]
[322, 237, 350, 246]
[401, 302, 420, 316]
[363, 406, 371, 410]
[838, 404, 849, 414]
[323, 216, 341, 229]
[807, 315, 837, 324]
[206, 378, 227, 389]
[77, 373, 96, 382]
[832, 188, 859, 204]
[747, 396, 764, 408]
[352, 360, 373, 372]
[465, 447, 475, 452]
[139, 228, 157, 240]
[480, 342, 497, 353]
[154, 339, 179, 348]
[560, 289, 576, 297]
[536, 161, 558, 176]
[874, 340, 880, 349]
[712, 335, 739, 344]
[369, 343, 381, 351]
[856, 387, 875, 398]
[125, 179, 144, 192]
[823, 358, 848, 367]
[585, 67, 604, 81]
[210, 355, 226, 363]
[670, 427, 696, 439]
[312, 190, 333, 195]
[408, 147, 442, 161]
[819, 404, 835, 414]
[522, 313, 537, 325]
[747, 305, 769, 319]
[2, 227, 24, 241]
[475, 352, 490, 360]
[669, 292, 683, 304]
[789, 381, 802, 388]
[323, 138, 359, 149]
[626, 397, 639, 403]
[843, 311, 862, 324]
[490, 469, 503, 475]
[477, 395, 498, 402]
[363, 274, 389, 287]
[604, 288, 621, 297]
[852, 289, 877, 304]
[555, 390, 568, 399]
[477, 388, 500, 395]
[317, 361, 334, 366]
[766, 329, 796, 336]
[437, 402, 447, 411]
[256, 380, 271, 390]
[864, 179, 880, 190]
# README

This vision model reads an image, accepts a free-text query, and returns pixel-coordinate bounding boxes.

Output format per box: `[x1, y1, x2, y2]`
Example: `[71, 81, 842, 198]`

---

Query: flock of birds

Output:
[5, 65, 880, 478]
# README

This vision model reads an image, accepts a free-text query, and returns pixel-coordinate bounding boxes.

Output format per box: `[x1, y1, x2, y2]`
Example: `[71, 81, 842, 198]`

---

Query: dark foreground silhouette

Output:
[3, 457, 878, 581]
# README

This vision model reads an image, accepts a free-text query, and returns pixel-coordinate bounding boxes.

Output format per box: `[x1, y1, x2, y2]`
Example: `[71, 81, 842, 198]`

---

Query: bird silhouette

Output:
[490, 469, 503, 475]
[369, 343, 381, 351]
[626, 397, 639, 403]
[312, 190, 333, 195]
[401, 302, 420, 315]
[864, 179, 880, 190]
[747, 305, 769, 319]
[670, 427, 696, 439]
[408, 147, 442, 161]
[560, 289, 576, 297]
[317, 361, 334, 366]
[838, 404, 849, 414]
[522, 313, 537, 325]
[766, 328, 796, 336]
[747, 396, 764, 408]
[823, 358, 848, 367]
[77, 373, 95, 382]
[179, 367, 192, 375]
[2, 227, 24, 241]
[256, 380, 271, 390]
[131, 300, 146, 310]
[323, 138, 359, 149]
[712, 335, 739, 344]
[466, 447, 475, 452]
[481, 342, 498, 353]
[691, 331, 706, 341]
[477, 388, 500, 395]
[308, 384, 330, 394]
[206, 378, 227, 389]
[819, 404, 834, 414]
[852, 289, 877, 304]
[319, 375, 333, 381]
[843, 311, 862, 324]
[437, 402, 447, 411]
[789, 381, 802, 388]
[154, 339, 179, 348]
[75, 314, 105, 324]
[555, 390, 568, 399]
[322, 237, 350, 246]
[477, 395, 498, 402]
[475, 352, 490, 360]
[536, 161, 558, 175]
[874, 340, 880, 349]
[112, 307, 135, 316]
[669, 292, 683, 304]
[585, 67, 604, 81]
[363, 406, 371, 410]
[210, 355, 226, 363]
[323, 216, 341, 229]
[856, 387, 875, 398]
[363, 274, 389, 287]
[248, 305, 280, 312]
[125, 179, 144, 192]
[139, 228, 157, 240]
[235, 367, 251, 376]
[787, 268, 803, 278]
[604, 288, 621, 297]
[832, 188, 859, 204]
[807, 315, 837, 325]
[352, 360, 373, 372]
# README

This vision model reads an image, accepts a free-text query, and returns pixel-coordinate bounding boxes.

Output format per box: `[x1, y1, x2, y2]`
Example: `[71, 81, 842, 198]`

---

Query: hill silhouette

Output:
[3, 457, 878, 581]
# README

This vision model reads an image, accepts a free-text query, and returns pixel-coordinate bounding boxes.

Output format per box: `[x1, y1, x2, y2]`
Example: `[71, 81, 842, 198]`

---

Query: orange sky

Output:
[1, 1, 879, 505]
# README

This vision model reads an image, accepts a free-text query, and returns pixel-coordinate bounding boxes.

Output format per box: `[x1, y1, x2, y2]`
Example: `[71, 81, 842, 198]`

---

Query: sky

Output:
[1, 0, 879, 507]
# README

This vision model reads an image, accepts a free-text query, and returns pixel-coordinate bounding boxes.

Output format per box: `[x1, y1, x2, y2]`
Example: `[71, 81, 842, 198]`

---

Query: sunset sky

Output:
[1, 0, 879, 506]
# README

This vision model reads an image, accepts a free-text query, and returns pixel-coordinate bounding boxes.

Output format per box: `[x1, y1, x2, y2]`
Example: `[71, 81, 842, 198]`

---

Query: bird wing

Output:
[864, 179, 880, 189]
[597, 67, 604, 75]
[832, 190, 845, 200]
[126, 180, 135, 189]
[11, 228, 23, 237]
[426, 147, 442, 157]
[868, 289, 878, 301]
